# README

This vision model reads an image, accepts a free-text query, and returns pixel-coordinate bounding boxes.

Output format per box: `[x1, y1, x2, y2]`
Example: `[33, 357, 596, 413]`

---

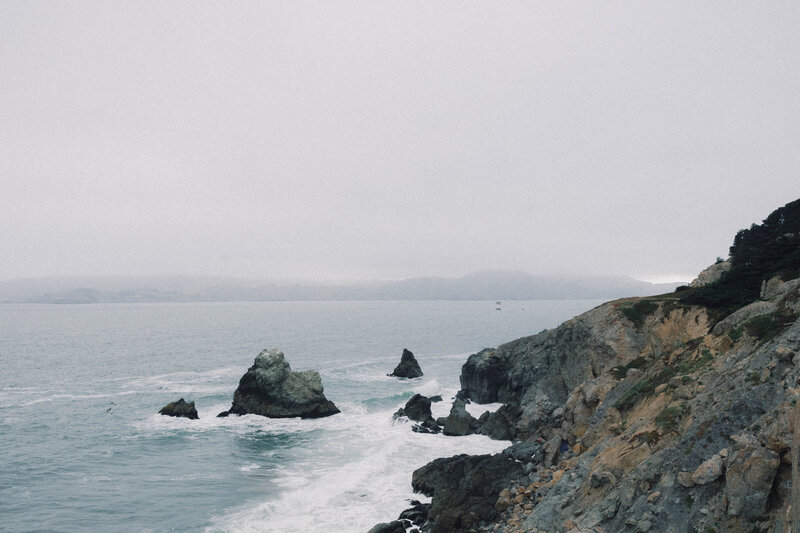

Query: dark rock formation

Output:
[394, 394, 440, 434]
[411, 452, 525, 533]
[389, 348, 423, 378]
[365, 521, 406, 533]
[475, 404, 519, 441]
[158, 398, 199, 419]
[395, 394, 433, 422]
[442, 398, 478, 436]
[398, 500, 430, 529]
[221, 349, 339, 419]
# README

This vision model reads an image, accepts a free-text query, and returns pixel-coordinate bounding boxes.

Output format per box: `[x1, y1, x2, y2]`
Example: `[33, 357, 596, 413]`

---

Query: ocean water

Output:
[0, 300, 602, 532]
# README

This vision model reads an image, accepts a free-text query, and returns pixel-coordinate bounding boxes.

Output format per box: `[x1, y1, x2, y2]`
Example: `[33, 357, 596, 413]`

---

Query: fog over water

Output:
[1, 2, 798, 283]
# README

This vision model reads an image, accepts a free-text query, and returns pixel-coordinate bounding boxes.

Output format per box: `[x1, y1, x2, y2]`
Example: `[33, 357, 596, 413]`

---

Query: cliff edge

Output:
[393, 198, 800, 533]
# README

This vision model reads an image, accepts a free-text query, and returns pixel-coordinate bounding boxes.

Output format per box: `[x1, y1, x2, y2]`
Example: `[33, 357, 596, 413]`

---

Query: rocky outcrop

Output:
[411, 451, 526, 533]
[442, 399, 478, 436]
[397, 268, 800, 533]
[389, 348, 423, 378]
[158, 398, 199, 419]
[394, 393, 440, 433]
[383, 200, 800, 533]
[690, 259, 731, 287]
[220, 349, 339, 419]
[724, 437, 781, 518]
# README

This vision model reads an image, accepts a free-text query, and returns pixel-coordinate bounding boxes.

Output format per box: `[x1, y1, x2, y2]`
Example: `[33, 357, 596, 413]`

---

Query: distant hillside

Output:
[0, 271, 684, 304]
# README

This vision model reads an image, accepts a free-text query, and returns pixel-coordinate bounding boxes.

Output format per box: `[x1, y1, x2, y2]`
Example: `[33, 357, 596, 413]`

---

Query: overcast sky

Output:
[1, 2, 798, 283]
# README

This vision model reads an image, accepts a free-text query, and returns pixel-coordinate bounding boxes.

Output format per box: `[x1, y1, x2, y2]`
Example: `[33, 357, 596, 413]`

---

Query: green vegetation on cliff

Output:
[682, 198, 800, 312]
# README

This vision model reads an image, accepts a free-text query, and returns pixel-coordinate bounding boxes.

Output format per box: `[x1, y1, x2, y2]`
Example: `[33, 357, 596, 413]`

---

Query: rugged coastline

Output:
[377, 199, 800, 533]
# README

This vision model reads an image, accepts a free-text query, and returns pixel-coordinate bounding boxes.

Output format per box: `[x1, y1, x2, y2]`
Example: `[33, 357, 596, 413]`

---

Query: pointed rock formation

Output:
[389, 348, 423, 378]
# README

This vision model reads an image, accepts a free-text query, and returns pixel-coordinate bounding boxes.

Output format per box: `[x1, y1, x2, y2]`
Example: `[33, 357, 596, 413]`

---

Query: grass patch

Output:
[621, 300, 659, 329]
[614, 343, 713, 410]
[743, 311, 797, 343]
[655, 404, 688, 433]
[633, 430, 660, 447]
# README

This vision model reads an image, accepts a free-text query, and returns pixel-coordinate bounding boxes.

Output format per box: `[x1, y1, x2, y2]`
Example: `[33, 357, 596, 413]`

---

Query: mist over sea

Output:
[1, 300, 602, 532]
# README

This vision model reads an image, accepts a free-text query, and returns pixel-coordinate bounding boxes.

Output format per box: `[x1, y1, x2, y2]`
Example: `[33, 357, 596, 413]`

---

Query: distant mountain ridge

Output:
[0, 271, 685, 304]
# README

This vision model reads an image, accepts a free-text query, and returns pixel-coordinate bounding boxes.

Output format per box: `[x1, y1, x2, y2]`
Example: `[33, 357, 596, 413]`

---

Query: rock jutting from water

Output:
[218, 348, 339, 419]
[394, 393, 441, 433]
[388, 348, 423, 378]
[158, 398, 199, 419]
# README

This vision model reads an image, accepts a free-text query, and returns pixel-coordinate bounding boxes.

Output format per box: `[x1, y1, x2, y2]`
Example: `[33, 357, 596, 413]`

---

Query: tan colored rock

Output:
[690, 260, 731, 288]
[692, 454, 724, 485]
[677, 471, 695, 488]
[725, 445, 780, 517]
[647, 491, 661, 504]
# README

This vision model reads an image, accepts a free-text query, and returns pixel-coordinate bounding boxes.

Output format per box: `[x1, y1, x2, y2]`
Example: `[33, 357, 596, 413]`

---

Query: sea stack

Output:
[158, 398, 199, 420]
[389, 348, 423, 378]
[219, 349, 339, 419]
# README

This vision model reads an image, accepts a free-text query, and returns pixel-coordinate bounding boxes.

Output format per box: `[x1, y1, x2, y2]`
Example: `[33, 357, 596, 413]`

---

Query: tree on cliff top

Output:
[682, 198, 800, 311]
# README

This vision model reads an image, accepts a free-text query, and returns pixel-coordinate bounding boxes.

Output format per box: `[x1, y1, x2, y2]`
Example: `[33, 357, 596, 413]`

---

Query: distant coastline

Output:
[0, 270, 684, 304]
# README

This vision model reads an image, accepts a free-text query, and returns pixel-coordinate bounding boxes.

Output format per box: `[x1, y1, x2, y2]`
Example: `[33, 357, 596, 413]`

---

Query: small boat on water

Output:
[495, 300, 501, 310]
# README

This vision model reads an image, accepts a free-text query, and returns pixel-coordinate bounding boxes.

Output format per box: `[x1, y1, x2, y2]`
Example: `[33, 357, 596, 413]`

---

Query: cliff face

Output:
[454, 276, 800, 533]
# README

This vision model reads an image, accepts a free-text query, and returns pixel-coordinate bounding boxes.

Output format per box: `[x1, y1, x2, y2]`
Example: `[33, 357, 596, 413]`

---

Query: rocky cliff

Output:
[454, 276, 799, 533]
[392, 199, 800, 533]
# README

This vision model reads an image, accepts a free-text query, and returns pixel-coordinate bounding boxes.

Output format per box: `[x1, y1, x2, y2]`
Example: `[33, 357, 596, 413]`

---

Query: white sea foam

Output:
[413, 378, 443, 397]
[206, 403, 510, 533]
[119, 367, 242, 396]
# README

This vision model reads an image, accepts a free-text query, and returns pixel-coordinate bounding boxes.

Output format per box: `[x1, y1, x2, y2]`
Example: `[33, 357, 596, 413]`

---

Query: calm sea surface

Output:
[0, 300, 602, 532]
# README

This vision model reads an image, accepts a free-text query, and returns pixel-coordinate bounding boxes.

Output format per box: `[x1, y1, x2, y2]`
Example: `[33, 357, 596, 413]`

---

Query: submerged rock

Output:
[158, 398, 199, 419]
[389, 348, 423, 378]
[222, 349, 339, 419]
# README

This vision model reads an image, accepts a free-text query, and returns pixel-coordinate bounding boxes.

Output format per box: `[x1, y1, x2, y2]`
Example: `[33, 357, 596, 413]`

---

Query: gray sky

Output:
[1, 1, 798, 283]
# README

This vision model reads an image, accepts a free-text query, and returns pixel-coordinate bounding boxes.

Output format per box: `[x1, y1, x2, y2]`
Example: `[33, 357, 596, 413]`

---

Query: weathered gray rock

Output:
[412, 453, 525, 533]
[222, 349, 339, 419]
[389, 348, 423, 378]
[475, 404, 518, 440]
[158, 398, 199, 419]
[690, 259, 731, 288]
[724, 442, 780, 518]
[442, 399, 478, 436]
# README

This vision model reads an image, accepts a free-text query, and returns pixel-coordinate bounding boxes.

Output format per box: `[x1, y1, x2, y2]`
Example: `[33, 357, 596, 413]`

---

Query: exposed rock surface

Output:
[411, 452, 525, 533]
[158, 398, 198, 419]
[220, 349, 339, 419]
[442, 399, 478, 436]
[690, 259, 731, 287]
[379, 201, 800, 533]
[389, 348, 424, 378]
[394, 272, 800, 532]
